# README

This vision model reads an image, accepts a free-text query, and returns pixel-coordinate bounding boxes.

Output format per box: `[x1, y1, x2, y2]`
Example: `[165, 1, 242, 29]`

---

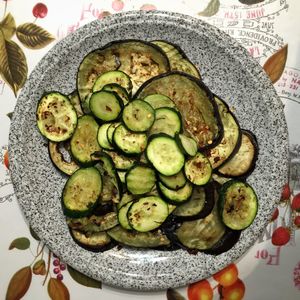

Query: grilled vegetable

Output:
[157, 181, 193, 204]
[62, 167, 102, 218]
[146, 134, 184, 176]
[70, 115, 101, 166]
[217, 129, 258, 178]
[127, 196, 169, 232]
[143, 93, 176, 109]
[48, 141, 79, 176]
[136, 72, 223, 149]
[36, 92, 77, 142]
[218, 180, 258, 230]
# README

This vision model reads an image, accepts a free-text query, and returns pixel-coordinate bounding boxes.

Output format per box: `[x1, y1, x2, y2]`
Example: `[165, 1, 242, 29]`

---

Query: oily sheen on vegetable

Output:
[36, 39, 259, 254]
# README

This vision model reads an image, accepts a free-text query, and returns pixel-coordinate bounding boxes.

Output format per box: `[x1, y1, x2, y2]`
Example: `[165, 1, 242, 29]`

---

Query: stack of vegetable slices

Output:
[36, 39, 259, 254]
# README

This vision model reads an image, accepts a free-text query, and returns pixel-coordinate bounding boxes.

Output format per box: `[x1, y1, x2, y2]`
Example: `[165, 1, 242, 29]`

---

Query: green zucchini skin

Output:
[135, 71, 224, 150]
[70, 115, 101, 166]
[62, 167, 102, 218]
[218, 180, 258, 230]
[36, 92, 78, 142]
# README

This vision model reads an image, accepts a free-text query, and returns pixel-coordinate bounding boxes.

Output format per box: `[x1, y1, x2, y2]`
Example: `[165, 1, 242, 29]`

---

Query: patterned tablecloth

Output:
[0, 0, 299, 299]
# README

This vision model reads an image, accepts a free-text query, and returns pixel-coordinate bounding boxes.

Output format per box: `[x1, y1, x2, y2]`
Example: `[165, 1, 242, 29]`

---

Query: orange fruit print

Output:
[213, 264, 238, 287]
[188, 279, 213, 300]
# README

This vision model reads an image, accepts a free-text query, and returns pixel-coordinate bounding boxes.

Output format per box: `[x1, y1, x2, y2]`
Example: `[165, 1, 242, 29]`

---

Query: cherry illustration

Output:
[280, 183, 291, 201]
[271, 207, 279, 221]
[294, 216, 300, 228]
[213, 263, 238, 287]
[271, 226, 290, 246]
[291, 193, 300, 212]
[188, 279, 213, 300]
[112, 0, 124, 12]
[32, 3, 48, 19]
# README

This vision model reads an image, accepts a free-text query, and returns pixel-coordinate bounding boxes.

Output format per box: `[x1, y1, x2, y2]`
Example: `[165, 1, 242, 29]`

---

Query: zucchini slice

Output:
[77, 40, 170, 104]
[113, 124, 147, 155]
[107, 225, 170, 248]
[151, 40, 201, 78]
[176, 205, 226, 250]
[175, 133, 198, 157]
[173, 184, 215, 220]
[146, 134, 185, 176]
[122, 100, 155, 132]
[158, 170, 187, 190]
[143, 94, 176, 109]
[48, 141, 80, 176]
[217, 129, 258, 178]
[157, 181, 193, 204]
[206, 96, 241, 169]
[70, 115, 101, 166]
[62, 167, 102, 218]
[184, 152, 212, 185]
[36, 92, 77, 142]
[117, 170, 126, 184]
[93, 70, 132, 94]
[136, 72, 222, 149]
[127, 196, 169, 232]
[218, 180, 258, 230]
[117, 192, 135, 210]
[118, 201, 133, 230]
[149, 107, 182, 137]
[71, 230, 112, 252]
[102, 83, 130, 105]
[92, 152, 122, 203]
[67, 212, 118, 233]
[125, 164, 156, 195]
[89, 91, 123, 121]
[69, 90, 84, 117]
[107, 122, 121, 144]
[97, 123, 114, 150]
[104, 151, 136, 170]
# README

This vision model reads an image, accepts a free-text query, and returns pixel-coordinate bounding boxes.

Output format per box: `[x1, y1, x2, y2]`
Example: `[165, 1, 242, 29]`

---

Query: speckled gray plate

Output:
[9, 11, 288, 290]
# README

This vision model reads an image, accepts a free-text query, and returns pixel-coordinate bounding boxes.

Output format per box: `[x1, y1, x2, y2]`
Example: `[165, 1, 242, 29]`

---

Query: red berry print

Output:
[271, 207, 279, 221]
[3, 150, 9, 169]
[293, 262, 300, 290]
[112, 0, 124, 12]
[53, 258, 60, 266]
[280, 183, 291, 201]
[32, 3, 48, 19]
[271, 226, 290, 246]
[53, 267, 60, 274]
[57, 273, 63, 280]
[140, 4, 157, 11]
[294, 216, 300, 228]
[291, 193, 300, 212]
[60, 263, 66, 271]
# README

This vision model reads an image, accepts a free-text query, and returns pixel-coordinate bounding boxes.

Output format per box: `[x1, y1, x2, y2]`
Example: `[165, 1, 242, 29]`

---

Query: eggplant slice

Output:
[205, 96, 241, 169]
[136, 72, 223, 150]
[77, 39, 170, 107]
[151, 40, 201, 79]
[217, 129, 259, 178]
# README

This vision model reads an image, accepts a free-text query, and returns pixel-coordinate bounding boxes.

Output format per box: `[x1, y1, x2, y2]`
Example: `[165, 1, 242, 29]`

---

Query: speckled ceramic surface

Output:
[9, 11, 288, 290]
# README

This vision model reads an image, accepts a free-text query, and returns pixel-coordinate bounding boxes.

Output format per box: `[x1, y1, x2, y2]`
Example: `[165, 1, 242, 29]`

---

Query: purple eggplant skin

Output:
[215, 129, 259, 179]
[173, 183, 215, 221]
[135, 71, 224, 151]
[203, 229, 241, 256]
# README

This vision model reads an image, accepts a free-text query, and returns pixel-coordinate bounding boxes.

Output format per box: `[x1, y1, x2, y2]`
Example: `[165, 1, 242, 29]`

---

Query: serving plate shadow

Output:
[9, 10, 288, 290]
